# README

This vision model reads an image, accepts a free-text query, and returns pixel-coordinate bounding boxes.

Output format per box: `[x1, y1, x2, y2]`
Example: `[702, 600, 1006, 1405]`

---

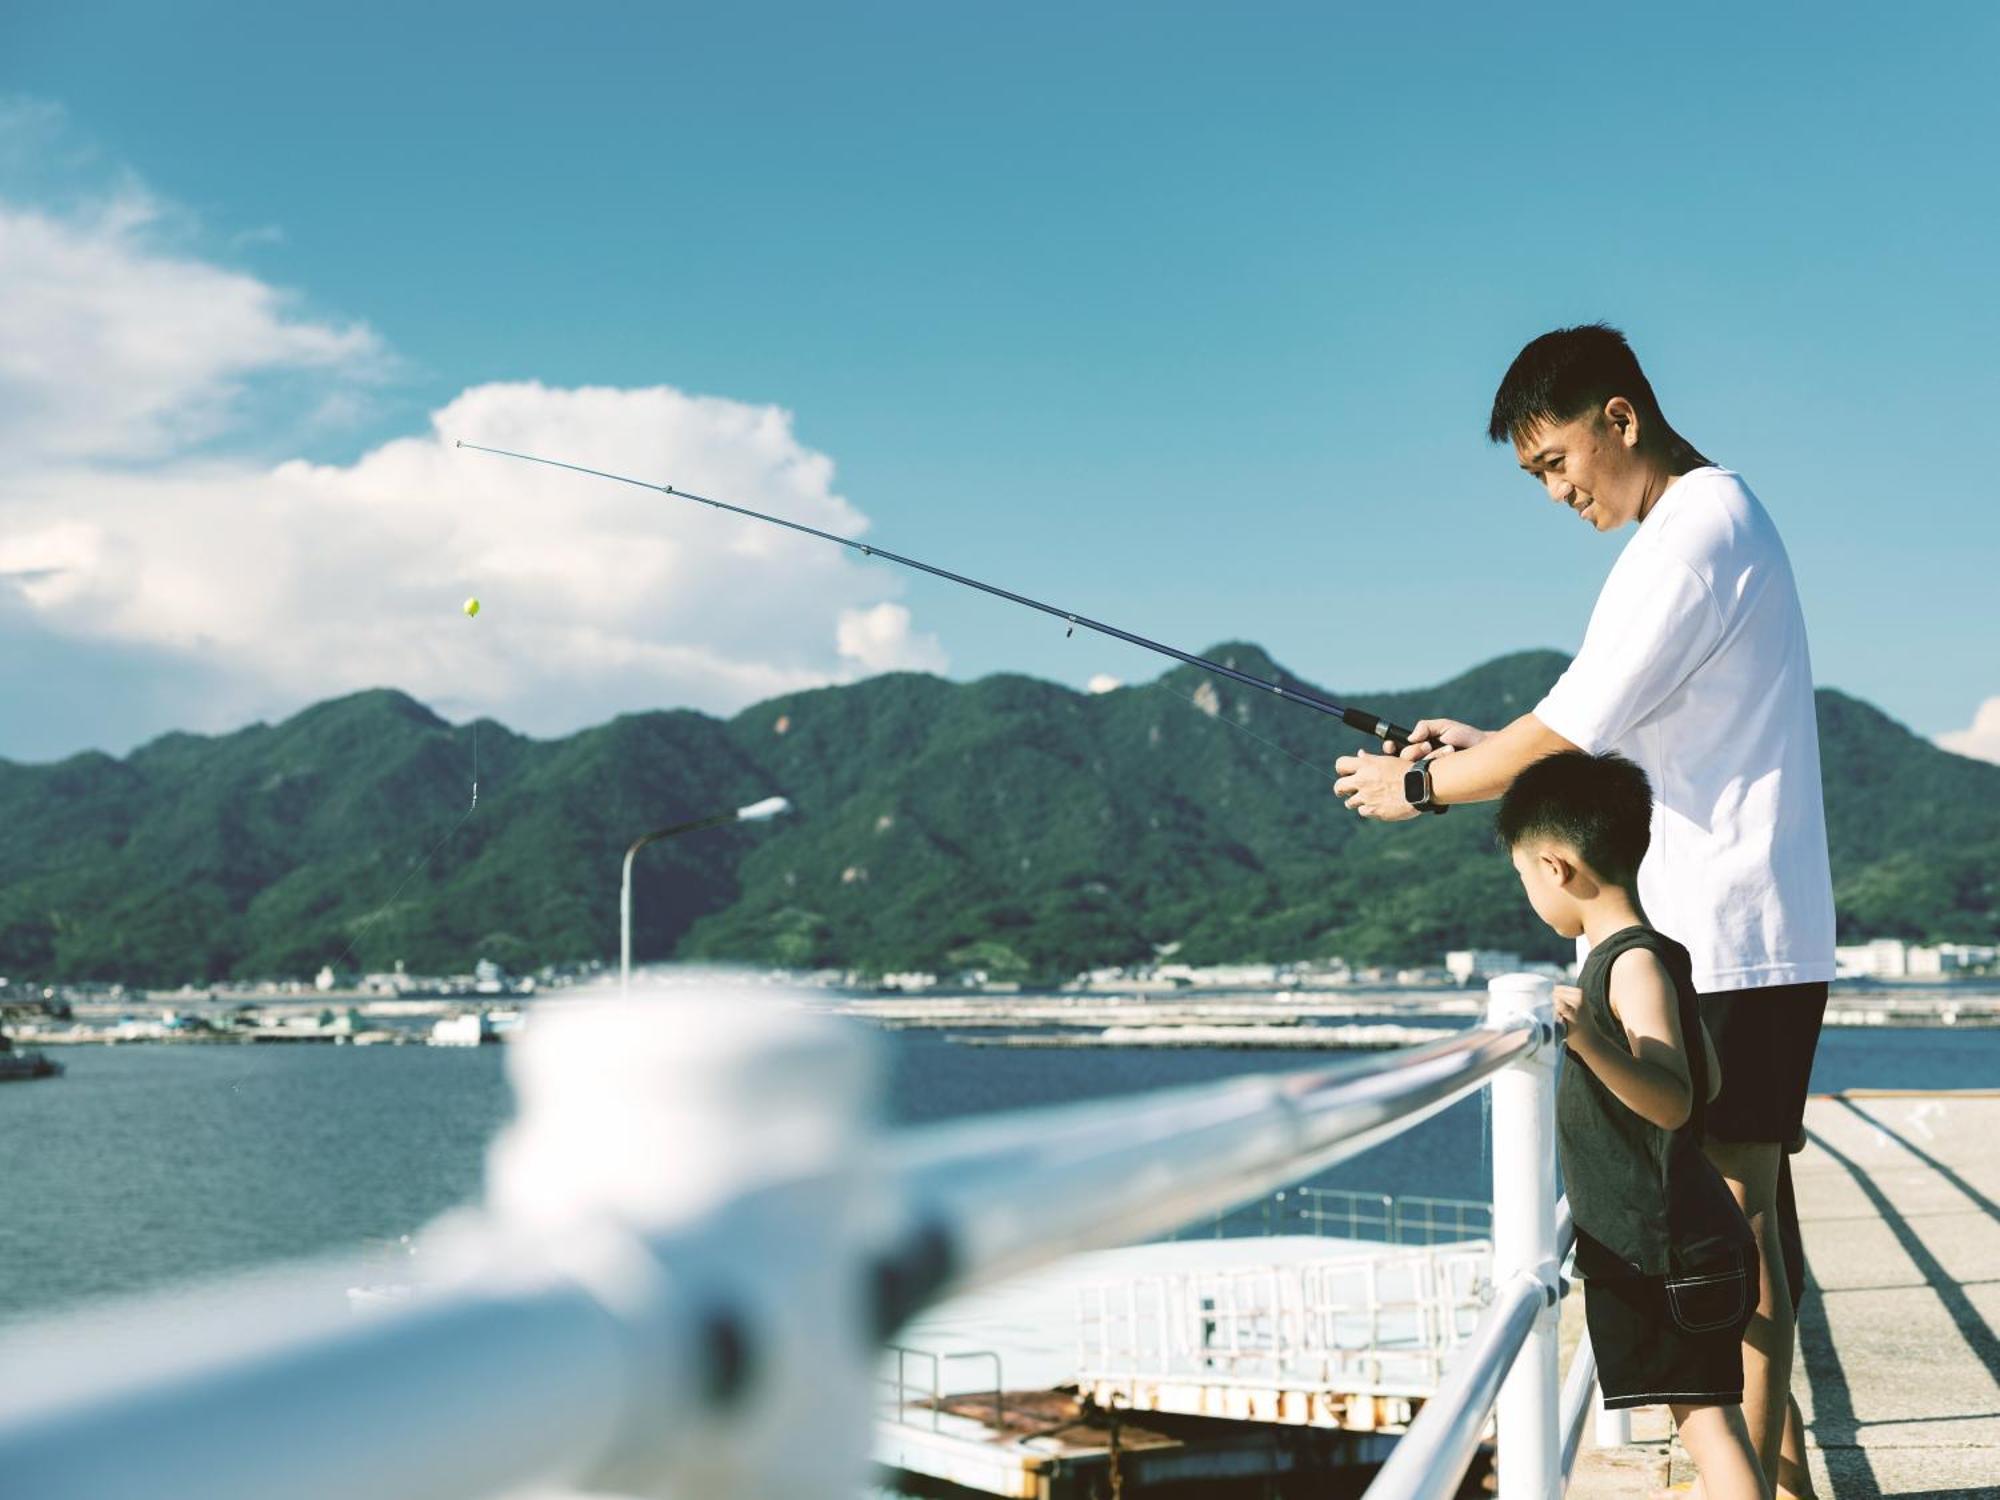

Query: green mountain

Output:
[1, 650, 1992, 984]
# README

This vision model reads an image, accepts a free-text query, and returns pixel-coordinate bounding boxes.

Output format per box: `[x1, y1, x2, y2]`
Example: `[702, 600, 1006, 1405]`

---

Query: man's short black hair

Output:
[1486, 323, 1663, 446]
[1496, 750, 1653, 886]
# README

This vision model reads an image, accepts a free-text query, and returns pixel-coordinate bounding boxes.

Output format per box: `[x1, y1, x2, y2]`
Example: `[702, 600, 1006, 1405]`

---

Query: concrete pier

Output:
[1568, 1090, 2000, 1498]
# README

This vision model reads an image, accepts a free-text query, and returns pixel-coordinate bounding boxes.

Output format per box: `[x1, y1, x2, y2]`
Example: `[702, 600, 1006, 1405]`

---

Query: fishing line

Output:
[1144, 680, 1334, 779]
[324, 796, 478, 976]
[323, 680, 484, 976]
[454, 441, 1432, 753]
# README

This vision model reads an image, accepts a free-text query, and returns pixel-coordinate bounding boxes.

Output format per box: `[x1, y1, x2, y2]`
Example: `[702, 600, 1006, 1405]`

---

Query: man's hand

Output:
[1331, 748, 1420, 821]
[1387, 718, 1489, 760]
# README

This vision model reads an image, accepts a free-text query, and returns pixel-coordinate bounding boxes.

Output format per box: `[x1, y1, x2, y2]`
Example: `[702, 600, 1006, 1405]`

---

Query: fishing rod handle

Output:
[1340, 707, 1423, 749]
[1339, 708, 1449, 816]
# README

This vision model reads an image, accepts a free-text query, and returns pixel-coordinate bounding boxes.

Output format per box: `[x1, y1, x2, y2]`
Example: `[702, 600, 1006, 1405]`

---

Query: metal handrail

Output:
[1164, 1185, 1492, 1244]
[1560, 1330, 1599, 1482]
[0, 975, 1575, 1500]
[880, 1345, 1004, 1433]
[1393, 1194, 1496, 1246]
[1362, 1272, 1547, 1500]
[889, 1017, 1551, 1300]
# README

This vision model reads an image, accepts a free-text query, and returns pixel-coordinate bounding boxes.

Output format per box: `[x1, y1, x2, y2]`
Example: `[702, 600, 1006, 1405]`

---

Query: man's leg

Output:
[1704, 1138, 1790, 1477]
[1698, 983, 1826, 1486]
[1774, 1149, 1816, 1498]
[1778, 1393, 1815, 1499]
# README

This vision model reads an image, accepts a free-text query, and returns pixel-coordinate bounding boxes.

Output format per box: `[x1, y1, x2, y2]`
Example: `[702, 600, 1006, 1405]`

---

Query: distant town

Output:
[2, 934, 1993, 1056]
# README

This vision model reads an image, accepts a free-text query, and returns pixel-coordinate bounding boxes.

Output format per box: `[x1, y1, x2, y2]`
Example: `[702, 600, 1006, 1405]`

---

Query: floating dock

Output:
[874, 1233, 1489, 1496]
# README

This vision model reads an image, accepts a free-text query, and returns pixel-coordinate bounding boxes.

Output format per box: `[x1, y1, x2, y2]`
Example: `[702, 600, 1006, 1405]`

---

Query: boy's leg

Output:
[1673, 1401, 1770, 1500]
[1691, 1395, 1811, 1500]
[1704, 1138, 1791, 1474]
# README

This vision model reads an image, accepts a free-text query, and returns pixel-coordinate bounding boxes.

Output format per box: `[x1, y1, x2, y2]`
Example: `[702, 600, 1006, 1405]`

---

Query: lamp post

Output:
[621, 796, 790, 993]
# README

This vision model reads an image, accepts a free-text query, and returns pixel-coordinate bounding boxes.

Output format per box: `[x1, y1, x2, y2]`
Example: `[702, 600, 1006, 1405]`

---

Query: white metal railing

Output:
[1161, 1184, 1493, 1243]
[1076, 1238, 1491, 1397]
[879, 1345, 1004, 1432]
[0, 972, 1608, 1500]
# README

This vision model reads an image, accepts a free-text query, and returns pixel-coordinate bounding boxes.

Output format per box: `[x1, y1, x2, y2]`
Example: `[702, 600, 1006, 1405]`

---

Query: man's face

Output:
[1513, 401, 1644, 532]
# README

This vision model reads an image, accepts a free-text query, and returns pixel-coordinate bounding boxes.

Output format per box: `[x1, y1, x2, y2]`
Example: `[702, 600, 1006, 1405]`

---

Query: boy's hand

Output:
[1552, 984, 1601, 1053]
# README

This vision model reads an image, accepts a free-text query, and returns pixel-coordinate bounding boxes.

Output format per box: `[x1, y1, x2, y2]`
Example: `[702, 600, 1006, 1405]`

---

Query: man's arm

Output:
[1554, 950, 1697, 1131]
[1331, 712, 1578, 820]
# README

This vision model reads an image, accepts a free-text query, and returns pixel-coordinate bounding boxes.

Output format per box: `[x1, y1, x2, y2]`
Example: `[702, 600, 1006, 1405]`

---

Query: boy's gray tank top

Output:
[1558, 925, 1754, 1279]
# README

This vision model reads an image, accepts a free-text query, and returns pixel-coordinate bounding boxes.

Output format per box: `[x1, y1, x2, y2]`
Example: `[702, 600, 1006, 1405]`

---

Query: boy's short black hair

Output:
[1486, 323, 1664, 446]
[1496, 750, 1653, 886]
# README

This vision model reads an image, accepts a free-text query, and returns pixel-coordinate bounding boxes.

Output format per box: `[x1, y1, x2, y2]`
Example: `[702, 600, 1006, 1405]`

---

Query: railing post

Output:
[1594, 1387, 1632, 1448]
[481, 989, 885, 1497]
[1487, 973, 1561, 1500]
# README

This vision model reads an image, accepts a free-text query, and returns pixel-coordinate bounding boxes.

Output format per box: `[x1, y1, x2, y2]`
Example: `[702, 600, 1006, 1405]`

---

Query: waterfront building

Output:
[1444, 950, 1524, 985]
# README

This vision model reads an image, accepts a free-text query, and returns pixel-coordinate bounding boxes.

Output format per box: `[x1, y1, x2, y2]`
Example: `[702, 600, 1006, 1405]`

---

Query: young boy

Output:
[1498, 750, 1768, 1499]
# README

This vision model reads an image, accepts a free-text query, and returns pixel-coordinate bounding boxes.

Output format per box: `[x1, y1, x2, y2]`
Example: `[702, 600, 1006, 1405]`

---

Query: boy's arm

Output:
[1701, 1018, 1722, 1102]
[1561, 949, 1698, 1130]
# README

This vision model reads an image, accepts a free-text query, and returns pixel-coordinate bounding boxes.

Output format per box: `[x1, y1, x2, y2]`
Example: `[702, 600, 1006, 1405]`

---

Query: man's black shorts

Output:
[1697, 982, 1828, 1143]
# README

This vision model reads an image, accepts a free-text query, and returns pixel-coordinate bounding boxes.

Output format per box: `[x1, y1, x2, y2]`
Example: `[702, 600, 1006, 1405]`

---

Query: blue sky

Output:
[3, 2, 1997, 762]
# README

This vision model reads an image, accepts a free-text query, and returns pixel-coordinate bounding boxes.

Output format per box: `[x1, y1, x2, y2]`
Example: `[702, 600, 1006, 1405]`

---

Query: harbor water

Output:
[4, 1013, 1998, 1325]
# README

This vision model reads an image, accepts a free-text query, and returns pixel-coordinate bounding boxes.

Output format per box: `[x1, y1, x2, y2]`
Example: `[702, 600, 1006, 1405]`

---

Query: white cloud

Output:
[1937, 697, 2000, 765]
[835, 602, 948, 675]
[0, 191, 385, 464]
[0, 145, 946, 750]
[1086, 673, 1122, 694]
[2, 382, 948, 739]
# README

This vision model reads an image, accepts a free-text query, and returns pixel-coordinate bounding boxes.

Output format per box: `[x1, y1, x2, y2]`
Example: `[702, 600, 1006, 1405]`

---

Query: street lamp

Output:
[620, 796, 791, 992]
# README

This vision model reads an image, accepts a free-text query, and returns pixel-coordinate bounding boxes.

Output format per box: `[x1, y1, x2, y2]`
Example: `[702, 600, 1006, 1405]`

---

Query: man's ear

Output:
[1604, 395, 1642, 449]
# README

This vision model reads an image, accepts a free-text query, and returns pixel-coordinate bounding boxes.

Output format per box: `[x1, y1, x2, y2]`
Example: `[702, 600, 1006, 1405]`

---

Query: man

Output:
[1332, 323, 1834, 1487]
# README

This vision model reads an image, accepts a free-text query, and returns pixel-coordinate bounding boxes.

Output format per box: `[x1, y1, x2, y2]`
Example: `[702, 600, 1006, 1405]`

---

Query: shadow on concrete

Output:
[1839, 1095, 2000, 1227]
[1809, 1127, 2000, 1387]
[1803, 1125, 2000, 1497]
[1795, 1237, 1879, 1499]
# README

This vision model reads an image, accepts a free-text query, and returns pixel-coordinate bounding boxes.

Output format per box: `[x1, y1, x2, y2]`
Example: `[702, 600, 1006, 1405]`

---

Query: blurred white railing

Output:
[1076, 1237, 1492, 1398]
[0, 972, 1611, 1499]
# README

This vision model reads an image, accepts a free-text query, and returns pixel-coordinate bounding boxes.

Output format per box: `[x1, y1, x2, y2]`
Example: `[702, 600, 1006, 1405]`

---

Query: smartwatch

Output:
[1403, 759, 1449, 815]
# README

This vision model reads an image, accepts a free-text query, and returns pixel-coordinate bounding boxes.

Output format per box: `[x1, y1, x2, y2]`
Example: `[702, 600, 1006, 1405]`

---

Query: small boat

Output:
[0, 1035, 63, 1082]
[427, 1012, 496, 1047]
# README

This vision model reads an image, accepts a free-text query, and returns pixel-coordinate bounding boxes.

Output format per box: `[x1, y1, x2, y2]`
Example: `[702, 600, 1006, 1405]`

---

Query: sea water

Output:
[4, 1015, 1997, 1324]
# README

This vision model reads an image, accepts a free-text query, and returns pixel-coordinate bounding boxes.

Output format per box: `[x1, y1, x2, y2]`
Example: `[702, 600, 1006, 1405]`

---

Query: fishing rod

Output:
[455, 440, 1432, 754]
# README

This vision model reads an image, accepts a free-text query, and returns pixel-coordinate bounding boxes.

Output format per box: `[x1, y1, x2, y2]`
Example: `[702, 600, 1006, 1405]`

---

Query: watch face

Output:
[1403, 766, 1429, 804]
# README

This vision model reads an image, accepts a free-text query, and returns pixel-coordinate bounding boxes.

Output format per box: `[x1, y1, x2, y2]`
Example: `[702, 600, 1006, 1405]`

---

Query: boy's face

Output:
[1510, 840, 1585, 939]
[1513, 400, 1646, 532]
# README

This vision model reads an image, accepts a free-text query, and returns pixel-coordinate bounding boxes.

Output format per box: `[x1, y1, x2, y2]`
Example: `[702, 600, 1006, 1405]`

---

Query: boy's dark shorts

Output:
[1697, 982, 1828, 1143]
[1585, 1244, 1758, 1409]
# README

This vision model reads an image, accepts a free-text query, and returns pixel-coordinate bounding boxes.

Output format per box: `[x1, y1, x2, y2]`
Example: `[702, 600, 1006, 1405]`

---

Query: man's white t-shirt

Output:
[1534, 467, 1836, 993]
